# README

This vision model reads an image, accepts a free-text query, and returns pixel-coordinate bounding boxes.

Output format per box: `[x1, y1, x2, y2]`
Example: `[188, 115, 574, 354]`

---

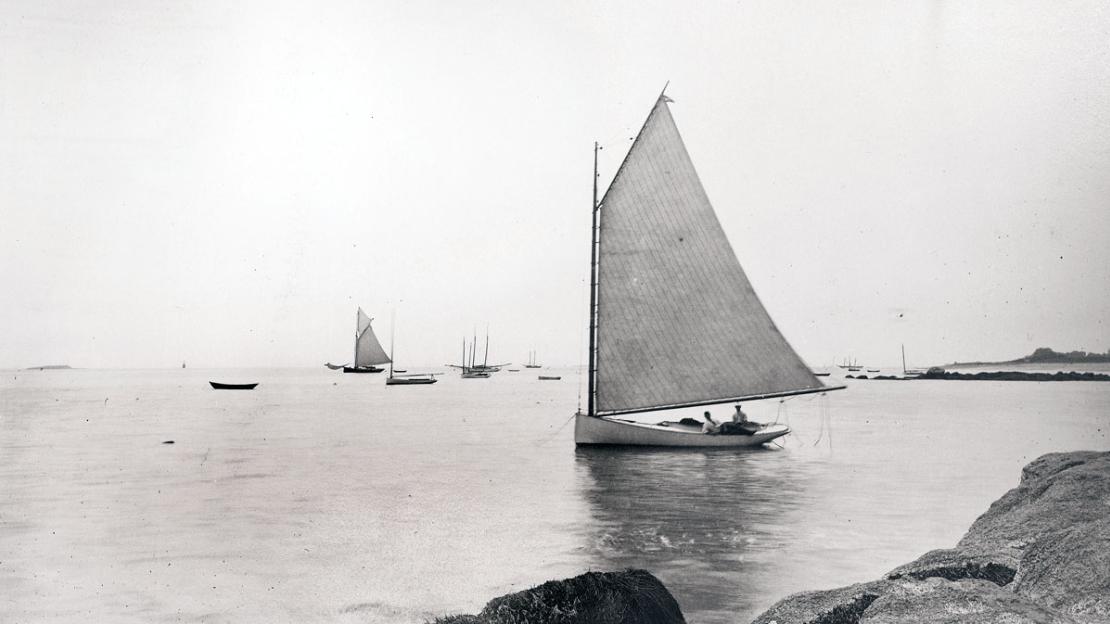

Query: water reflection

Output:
[574, 446, 814, 623]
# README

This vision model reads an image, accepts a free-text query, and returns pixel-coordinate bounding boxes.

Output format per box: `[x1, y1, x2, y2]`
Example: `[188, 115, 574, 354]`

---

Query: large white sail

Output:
[354, 308, 391, 367]
[592, 96, 825, 415]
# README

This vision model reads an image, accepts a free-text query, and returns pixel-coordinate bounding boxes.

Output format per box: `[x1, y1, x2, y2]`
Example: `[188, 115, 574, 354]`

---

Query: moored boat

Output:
[384, 313, 439, 386]
[524, 350, 542, 368]
[386, 375, 438, 385]
[209, 381, 259, 390]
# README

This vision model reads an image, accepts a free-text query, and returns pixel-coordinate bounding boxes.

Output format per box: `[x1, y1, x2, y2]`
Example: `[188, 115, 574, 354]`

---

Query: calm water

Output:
[2, 367, 1108, 623]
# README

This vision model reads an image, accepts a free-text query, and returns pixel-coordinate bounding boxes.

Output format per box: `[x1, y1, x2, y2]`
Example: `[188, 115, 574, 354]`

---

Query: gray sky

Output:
[3, 1, 1108, 369]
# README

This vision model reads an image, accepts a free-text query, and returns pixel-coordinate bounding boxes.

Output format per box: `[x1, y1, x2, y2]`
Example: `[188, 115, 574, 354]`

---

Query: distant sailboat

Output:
[471, 330, 506, 373]
[524, 350, 542, 368]
[450, 329, 505, 376]
[342, 308, 390, 373]
[902, 344, 925, 377]
[459, 338, 490, 379]
[574, 90, 843, 447]
[385, 314, 438, 386]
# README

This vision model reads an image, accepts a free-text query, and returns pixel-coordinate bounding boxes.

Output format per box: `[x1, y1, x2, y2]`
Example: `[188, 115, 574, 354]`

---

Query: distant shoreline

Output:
[22, 364, 72, 370]
[947, 347, 1110, 367]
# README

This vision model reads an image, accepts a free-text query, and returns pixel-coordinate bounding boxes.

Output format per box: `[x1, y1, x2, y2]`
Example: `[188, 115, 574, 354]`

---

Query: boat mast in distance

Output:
[576, 90, 842, 446]
[385, 313, 438, 385]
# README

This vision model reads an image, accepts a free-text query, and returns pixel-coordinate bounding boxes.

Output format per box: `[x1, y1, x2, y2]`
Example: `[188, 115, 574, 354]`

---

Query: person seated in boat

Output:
[701, 411, 721, 434]
[718, 405, 761, 435]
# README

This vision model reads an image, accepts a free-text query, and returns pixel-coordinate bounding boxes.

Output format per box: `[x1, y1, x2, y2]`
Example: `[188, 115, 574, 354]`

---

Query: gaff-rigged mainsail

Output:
[591, 95, 828, 416]
[354, 308, 391, 368]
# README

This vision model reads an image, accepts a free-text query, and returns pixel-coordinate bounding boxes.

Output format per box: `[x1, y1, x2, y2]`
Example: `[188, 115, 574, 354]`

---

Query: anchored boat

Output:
[575, 90, 843, 447]
[385, 313, 438, 386]
[209, 381, 258, 390]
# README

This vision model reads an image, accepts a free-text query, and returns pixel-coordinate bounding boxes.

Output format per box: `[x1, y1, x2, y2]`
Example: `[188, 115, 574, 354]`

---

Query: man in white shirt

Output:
[701, 411, 721, 434]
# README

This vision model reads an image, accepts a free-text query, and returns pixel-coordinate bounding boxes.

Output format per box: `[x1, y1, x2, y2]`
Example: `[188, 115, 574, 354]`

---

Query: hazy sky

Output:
[3, 1, 1108, 369]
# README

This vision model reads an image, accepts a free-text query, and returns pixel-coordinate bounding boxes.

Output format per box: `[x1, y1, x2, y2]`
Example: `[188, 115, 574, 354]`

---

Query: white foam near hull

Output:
[574, 413, 790, 447]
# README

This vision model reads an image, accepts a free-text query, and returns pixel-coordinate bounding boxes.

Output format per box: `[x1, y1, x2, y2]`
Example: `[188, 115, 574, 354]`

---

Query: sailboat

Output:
[342, 308, 391, 373]
[449, 329, 506, 375]
[470, 330, 506, 373]
[385, 315, 438, 385]
[574, 90, 843, 447]
[459, 338, 490, 379]
[524, 350, 542, 368]
[902, 344, 925, 377]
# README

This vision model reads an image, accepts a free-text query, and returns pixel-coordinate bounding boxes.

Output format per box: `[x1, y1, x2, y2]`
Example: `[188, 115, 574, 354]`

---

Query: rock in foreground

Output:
[430, 569, 685, 624]
[753, 451, 1110, 624]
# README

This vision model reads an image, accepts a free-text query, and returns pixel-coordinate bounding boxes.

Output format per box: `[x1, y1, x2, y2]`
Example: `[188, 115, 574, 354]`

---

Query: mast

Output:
[354, 308, 359, 367]
[587, 140, 600, 417]
[389, 311, 395, 378]
[483, 327, 489, 367]
[902, 344, 907, 375]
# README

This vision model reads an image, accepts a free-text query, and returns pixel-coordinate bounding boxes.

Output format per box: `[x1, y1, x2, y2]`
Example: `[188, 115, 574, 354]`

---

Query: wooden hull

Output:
[209, 382, 259, 390]
[461, 372, 490, 379]
[538, 375, 561, 380]
[343, 366, 384, 373]
[386, 377, 437, 385]
[574, 413, 789, 447]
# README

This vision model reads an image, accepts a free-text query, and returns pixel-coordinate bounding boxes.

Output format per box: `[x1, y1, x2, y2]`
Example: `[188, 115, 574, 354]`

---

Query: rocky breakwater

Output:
[753, 450, 1110, 624]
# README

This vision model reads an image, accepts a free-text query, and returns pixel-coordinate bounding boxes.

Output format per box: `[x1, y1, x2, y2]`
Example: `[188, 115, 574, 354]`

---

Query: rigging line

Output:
[575, 267, 588, 413]
[824, 394, 833, 452]
[535, 412, 578, 447]
[812, 404, 826, 447]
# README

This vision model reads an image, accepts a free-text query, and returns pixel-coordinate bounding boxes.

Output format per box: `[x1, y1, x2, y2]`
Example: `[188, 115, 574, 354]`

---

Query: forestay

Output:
[355, 308, 391, 367]
[594, 96, 824, 415]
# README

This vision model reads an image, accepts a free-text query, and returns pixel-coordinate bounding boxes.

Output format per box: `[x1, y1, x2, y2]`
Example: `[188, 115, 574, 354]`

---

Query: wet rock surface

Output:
[429, 569, 685, 624]
[752, 451, 1110, 624]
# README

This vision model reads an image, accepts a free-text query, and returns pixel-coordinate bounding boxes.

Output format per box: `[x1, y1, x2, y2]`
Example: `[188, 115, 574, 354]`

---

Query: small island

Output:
[949, 346, 1110, 367]
[23, 364, 73, 371]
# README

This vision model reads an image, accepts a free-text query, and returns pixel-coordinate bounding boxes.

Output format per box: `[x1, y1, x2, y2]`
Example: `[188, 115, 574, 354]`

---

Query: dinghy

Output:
[209, 381, 258, 390]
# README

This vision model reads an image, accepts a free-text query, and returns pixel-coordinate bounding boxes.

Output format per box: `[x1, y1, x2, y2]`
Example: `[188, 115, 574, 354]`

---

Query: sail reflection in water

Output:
[574, 446, 812, 624]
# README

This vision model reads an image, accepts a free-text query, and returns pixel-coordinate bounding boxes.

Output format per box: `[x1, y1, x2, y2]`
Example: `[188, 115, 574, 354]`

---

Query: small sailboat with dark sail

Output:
[575, 90, 844, 447]
[342, 308, 390, 373]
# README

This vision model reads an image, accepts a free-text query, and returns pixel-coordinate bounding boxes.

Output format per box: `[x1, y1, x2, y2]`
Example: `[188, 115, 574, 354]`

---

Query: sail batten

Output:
[594, 96, 824, 415]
